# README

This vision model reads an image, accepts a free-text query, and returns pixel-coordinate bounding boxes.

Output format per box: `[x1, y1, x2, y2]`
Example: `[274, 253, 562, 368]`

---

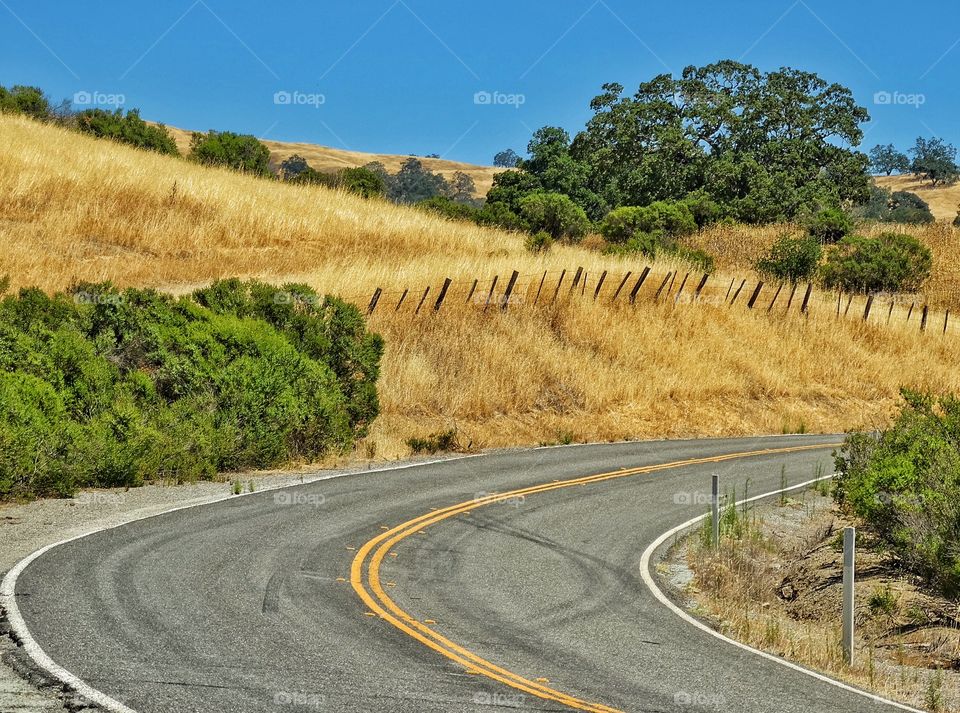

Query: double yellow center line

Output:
[351, 443, 838, 712]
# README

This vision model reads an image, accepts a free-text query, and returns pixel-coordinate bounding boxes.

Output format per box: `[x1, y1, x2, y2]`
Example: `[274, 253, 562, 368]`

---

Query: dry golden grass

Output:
[3, 113, 960, 459]
[687, 221, 960, 311]
[876, 174, 960, 222]
[160, 123, 502, 196]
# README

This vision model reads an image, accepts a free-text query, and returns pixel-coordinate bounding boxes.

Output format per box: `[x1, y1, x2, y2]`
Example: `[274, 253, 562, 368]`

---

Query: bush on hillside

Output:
[0, 280, 383, 499]
[476, 202, 526, 232]
[835, 391, 960, 597]
[856, 186, 935, 225]
[524, 231, 553, 253]
[519, 192, 590, 241]
[415, 196, 479, 222]
[189, 131, 273, 177]
[0, 85, 52, 120]
[820, 233, 932, 293]
[755, 235, 823, 283]
[806, 208, 853, 244]
[337, 166, 387, 198]
[75, 108, 179, 156]
[598, 202, 698, 244]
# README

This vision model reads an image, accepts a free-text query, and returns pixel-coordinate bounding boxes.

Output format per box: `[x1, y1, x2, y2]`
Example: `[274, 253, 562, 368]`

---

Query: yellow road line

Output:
[352, 442, 840, 712]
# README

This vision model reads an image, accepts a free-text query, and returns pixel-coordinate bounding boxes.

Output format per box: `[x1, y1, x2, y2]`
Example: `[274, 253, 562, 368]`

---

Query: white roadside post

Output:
[711, 474, 720, 550]
[842, 527, 856, 665]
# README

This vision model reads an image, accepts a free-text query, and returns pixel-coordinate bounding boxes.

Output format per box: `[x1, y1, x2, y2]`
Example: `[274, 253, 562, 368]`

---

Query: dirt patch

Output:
[663, 488, 960, 712]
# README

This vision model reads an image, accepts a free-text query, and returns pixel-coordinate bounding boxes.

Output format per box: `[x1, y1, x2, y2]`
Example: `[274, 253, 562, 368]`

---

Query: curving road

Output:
[8, 436, 916, 712]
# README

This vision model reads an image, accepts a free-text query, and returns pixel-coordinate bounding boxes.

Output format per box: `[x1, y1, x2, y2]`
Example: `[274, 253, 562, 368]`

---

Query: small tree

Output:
[476, 202, 525, 231]
[189, 131, 273, 177]
[806, 208, 853, 244]
[75, 108, 179, 155]
[0, 85, 51, 120]
[337, 167, 386, 198]
[493, 149, 521, 168]
[821, 233, 932, 293]
[279, 154, 310, 179]
[519, 192, 590, 241]
[910, 137, 960, 187]
[868, 144, 910, 176]
[599, 202, 697, 244]
[449, 171, 476, 202]
[756, 235, 822, 283]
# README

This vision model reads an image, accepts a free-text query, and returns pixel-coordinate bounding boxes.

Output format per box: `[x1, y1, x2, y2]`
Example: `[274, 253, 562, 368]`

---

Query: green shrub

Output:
[673, 246, 715, 274]
[835, 391, 960, 597]
[0, 280, 382, 499]
[806, 208, 853, 243]
[820, 233, 932, 293]
[524, 231, 553, 253]
[599, 202, 698, 244]
[189, 131, 273, 177]
[0, 85, 52, 120]
[336, 166, 386, 198]
[75, 109, 179, 156]
[755, 235, 823, 283]
[519, 192, 590, 241]
[415, 196, 479, 222]
[476, 201, 526, 231]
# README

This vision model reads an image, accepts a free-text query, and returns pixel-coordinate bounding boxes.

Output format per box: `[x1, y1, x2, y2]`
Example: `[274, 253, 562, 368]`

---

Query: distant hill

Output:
[875, 174, 959, 222]
[159, 124, 502, 197]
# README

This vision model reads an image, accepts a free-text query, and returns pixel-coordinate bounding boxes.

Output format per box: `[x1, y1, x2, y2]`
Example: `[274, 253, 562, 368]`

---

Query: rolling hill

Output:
[160, 124, 503, 197]
[875, 174, 959, 221]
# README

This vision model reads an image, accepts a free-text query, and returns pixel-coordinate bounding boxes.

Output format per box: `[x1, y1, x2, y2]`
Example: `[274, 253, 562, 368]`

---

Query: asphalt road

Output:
[11, 435, 910, 712]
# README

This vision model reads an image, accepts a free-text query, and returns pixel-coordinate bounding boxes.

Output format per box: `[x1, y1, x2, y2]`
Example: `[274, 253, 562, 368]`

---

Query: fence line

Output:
[356, 265, 955, 338]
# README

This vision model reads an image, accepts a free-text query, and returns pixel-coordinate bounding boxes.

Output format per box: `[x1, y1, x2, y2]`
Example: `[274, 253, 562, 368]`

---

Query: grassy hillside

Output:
[2, 113, 959, 460]
[160, 124, 502, 196]
[875, 174, 960, 221]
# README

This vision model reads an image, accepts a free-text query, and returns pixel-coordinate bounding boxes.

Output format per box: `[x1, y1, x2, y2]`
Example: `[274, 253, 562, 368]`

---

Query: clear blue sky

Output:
[2, 0, 957, 165]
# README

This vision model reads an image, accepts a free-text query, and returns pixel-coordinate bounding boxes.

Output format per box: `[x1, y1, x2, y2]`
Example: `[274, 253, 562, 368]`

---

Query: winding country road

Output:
[7, 436, 917, 712]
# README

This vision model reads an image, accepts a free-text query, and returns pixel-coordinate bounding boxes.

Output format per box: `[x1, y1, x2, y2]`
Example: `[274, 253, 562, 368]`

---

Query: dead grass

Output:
[681, 492, 960, 711]
[159, 123, 502, 196]
[3, 114, 960, 459]
[876, 174, 960, 222]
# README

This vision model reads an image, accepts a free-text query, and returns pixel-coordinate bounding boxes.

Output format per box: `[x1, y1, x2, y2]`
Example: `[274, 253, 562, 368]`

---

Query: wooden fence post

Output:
[673, 273, 690, 303]
[483, 276, 499, 312]
[533, 271, 546, 306]
[836, 291, 842, 317]
[887, 300, 895, 324]
[654, 272, 673, 301]
[747, 282, 764, 309]
[465, 279, 478, 304]
[434, 278, 452, 312]
[593, 271, 608, 300]
[415, 286, 430, 315]
[611, 271, 632, 302]
[501, 271, 520, 310]
[395, 289, 409, 311]
[800, 283, 813, 314]
[725, 278, 735, 302]
[570, 267, 584, 294]
[694, 274, 709, 301]
[786, 283, 799, 311]
[766, 283, 784, 312]
[843, 294, 853, 318]
[906, 303, 915, 323]
[629, 267, 652, 304]
[581, 271, 587, 297]
[668, 272, 677, 293]
[729, 279, 746, 305]
[945, 310, 950, 335]
[551, 270, 566, 304]
[862, 295, 874, 322]
[921, 305, 929, 332]
[367, 288, 382, 315]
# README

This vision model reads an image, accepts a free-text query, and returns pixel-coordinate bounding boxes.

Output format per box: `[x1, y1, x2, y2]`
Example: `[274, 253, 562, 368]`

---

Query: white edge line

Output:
[0, 453, 485, 713]
[639, 475, 926, 713]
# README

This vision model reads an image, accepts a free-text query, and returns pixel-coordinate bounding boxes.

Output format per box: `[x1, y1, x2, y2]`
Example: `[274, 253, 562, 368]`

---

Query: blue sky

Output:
[2, 0, 958, 165]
